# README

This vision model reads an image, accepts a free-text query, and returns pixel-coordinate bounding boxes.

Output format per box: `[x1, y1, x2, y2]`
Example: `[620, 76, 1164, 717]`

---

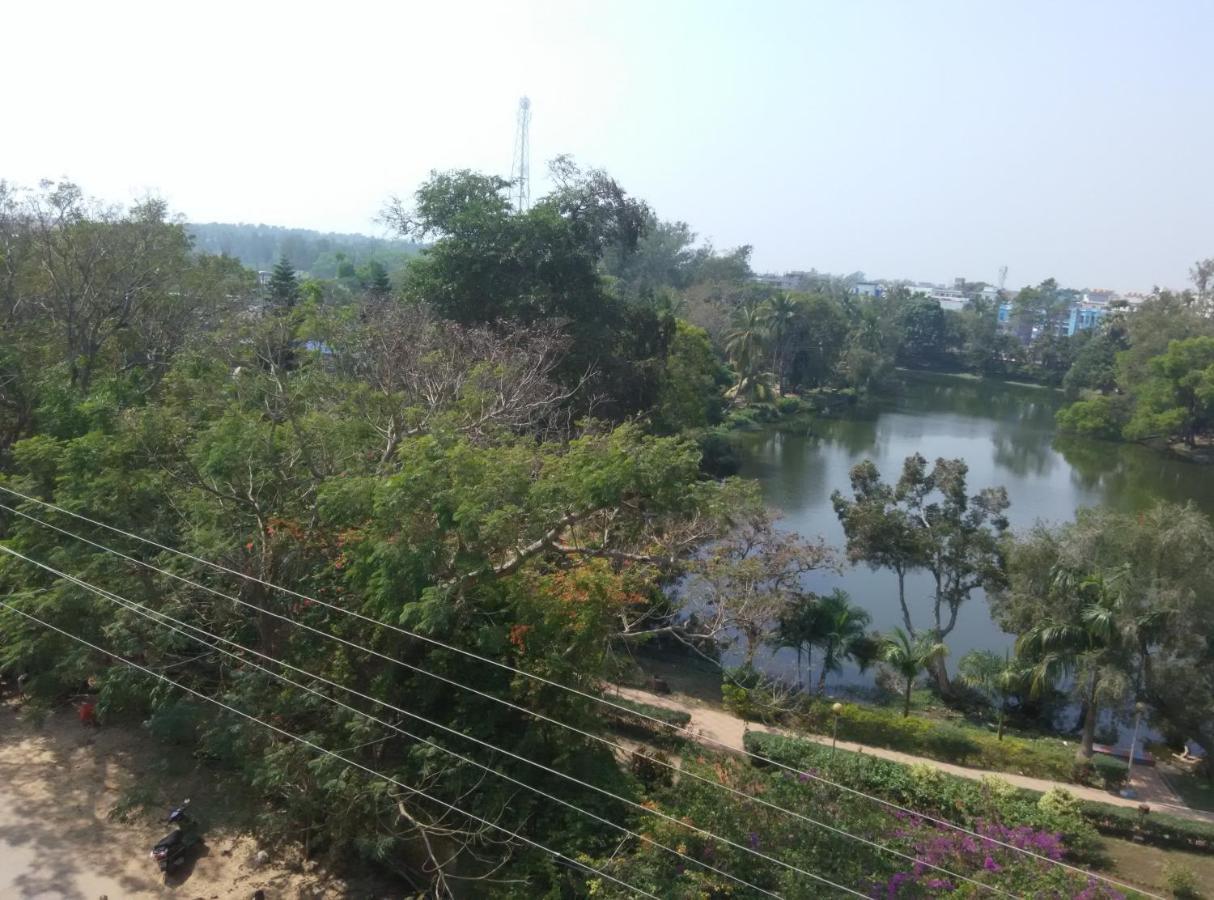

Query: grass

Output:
[1164, 770, 1214, 814]
[1101, 835, 1214, 897]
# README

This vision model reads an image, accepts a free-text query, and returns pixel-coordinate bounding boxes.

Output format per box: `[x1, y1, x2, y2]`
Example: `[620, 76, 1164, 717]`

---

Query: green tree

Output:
[881, 627, 948, 717]
[386, 167, 667, 417]
[957, 649, 1022, 740]
[267, 254, 301, 308]
[363, 260, 392, 298]
[896, 297, 951, 369]
[833, 454, 1009, 693]
[813, 589, 876, 694]
[1123, 336, 1214, 446]
[992, 504, 1214, 760]
[652, 320, 725, 433]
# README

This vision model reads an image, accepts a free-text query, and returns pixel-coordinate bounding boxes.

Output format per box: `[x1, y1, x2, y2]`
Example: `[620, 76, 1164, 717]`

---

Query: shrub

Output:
[1163, 862, 1202, 899]
[604, 696, 691, 746]
[743, 731, 1101, 859]
[1090, 754, 1130, 792]
[790, 696, 1072, 780]
[629, 749, 674, 789]
[1077, 800, 1214, 855]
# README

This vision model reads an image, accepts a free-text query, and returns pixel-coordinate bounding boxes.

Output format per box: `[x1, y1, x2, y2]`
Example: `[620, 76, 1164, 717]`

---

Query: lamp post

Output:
[831, 702, 844, 765]
[1123, 701, 1146, 798]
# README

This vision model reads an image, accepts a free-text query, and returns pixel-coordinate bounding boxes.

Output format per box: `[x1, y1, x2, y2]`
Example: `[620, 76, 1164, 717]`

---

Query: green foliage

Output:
[652, 321, 725, 433]
[1056, 393, 1129, 438]
[743, 731, 1101, 858]
[1078, 801, 1214, 855]
[267, 255, 301, 308]
[1123, 336, 1214, 446]
[1163, 861, 1203, 898]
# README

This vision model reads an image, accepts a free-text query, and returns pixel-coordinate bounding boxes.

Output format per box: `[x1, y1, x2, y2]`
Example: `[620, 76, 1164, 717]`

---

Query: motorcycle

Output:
[150, 799, 199, 871]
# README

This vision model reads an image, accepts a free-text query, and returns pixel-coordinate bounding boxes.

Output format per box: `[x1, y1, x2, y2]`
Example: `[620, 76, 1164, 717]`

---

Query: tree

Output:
[652, 320, 726, 433]
[813, 590, 876, 694]
[684, 515, 834, 668]
[363, 260, 392, 298]
[761, 292, 799, 392]
[385, 166, 667, 418]
[1123, 336, 1214, 447]
[268, 255, 301, 308]
[881, 627, 948, 717]
[896, 297, 950, 369]
[1016, 567, 1132, 758]
[724, 298, 769, 383]
[991, 504, 1214, 760]
[833, 454, 1009, 693]
[957, 649, 1022, 740]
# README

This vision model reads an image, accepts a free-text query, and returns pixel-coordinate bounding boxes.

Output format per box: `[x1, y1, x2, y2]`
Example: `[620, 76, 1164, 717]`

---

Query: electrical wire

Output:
[0, 599, 659, 900]
[0, 502, 1025, 895]
[0, 547, 861, 898]
[0, 486, 1158, 897]
[0, 532, 1008, 897]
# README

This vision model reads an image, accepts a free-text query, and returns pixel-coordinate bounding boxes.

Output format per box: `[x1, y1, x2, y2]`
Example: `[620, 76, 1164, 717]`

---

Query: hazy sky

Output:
[6, 0, 1212, 291]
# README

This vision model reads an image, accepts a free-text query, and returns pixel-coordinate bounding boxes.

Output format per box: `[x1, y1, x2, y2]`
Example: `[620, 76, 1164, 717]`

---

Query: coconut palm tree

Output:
[1016, 566, 1133, 758]
[724, 298, 769, 382]
[761, 291, 801, 392]
[958, 649, 1024, 740]
[882, 626, 949, 717]
[773, 591, 825, 691]
[815, 590, 875, 695]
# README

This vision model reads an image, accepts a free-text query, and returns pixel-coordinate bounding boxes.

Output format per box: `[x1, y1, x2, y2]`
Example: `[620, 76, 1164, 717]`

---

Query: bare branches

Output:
[323, 302, 583, 464]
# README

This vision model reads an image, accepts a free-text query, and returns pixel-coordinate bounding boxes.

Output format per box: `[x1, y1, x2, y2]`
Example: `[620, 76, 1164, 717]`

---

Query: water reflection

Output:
[734, 372, 1214, 689]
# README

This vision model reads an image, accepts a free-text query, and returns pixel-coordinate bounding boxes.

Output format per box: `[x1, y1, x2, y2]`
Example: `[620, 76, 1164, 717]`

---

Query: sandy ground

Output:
[614, 685, 1214, 824]
[0, 700, 393, 899]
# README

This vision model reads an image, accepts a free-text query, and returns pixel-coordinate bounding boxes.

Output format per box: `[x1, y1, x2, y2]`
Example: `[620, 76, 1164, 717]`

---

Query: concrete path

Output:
[614, 686, 1214, 825]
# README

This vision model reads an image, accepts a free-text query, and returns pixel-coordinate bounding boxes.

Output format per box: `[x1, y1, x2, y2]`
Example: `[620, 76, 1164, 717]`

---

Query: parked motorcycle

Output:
[150, 799, 199, 871]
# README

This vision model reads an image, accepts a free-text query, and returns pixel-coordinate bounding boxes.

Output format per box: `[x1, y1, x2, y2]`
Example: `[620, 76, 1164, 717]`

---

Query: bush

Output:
[1077, 800, 1214, 855]
[1164, 862, 1202, 899]
[604, 696, 691, 746]
[790, 697, 1073, 779]
[1090, 754, 1130, 792]
[629, 749, 674, 789]
[743, 730, 1101, 860]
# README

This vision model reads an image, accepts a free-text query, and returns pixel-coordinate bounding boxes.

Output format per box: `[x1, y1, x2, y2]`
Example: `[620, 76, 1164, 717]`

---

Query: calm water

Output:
[733, 371, 1214, 688]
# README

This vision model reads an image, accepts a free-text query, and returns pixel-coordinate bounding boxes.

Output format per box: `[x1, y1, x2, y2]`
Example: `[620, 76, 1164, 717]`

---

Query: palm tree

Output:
[761, 291, 800, 392]
[1017, 566, 1132, 758]
[958, 649, 1023, 740]
[815, 590, 874, 695]
[724, 298, 769, 381]
[882, 626, 949, 717]
[773, 592, 826, 691]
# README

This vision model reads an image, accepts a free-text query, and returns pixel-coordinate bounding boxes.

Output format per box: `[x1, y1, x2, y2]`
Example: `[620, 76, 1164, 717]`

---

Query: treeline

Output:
[0, 170, 1179, 897]
[1056, 281, 1214, 449]
[187, 221, 419, 278]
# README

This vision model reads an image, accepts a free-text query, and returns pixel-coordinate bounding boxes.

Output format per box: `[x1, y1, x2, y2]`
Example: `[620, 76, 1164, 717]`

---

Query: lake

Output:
[733, 371, 1214, 689]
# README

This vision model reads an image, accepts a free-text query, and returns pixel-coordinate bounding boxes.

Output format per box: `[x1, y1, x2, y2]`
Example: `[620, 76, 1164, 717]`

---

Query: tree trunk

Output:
[930, 653, 951, 696]
[903, 680, 913, 718]
[1079, 673, 1099, 758]
[996, 704, 1005, 741]
[817, 664, 828, 695]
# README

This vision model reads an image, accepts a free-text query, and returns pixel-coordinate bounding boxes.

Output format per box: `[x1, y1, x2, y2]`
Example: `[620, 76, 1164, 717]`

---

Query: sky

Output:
[5, 0, 1212, 292]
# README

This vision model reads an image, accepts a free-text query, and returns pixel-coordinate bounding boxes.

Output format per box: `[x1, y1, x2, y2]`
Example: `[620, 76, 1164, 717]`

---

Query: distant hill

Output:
[187, 223, 420, 278]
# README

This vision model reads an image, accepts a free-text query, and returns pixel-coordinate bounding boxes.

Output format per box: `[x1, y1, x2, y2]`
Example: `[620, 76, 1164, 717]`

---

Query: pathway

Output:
[613, 686, 1214, 825]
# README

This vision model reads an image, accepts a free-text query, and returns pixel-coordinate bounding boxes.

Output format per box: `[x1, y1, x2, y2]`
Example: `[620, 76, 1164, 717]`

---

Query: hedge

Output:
[1078, 801, 1214, 854]
[789, 697, 1078, 782]
[744, 730, 1214, 858]
[604, 696, 692, 745]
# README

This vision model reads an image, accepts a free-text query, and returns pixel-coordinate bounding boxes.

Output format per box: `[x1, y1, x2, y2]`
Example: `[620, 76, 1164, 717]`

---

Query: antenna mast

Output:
[510, 96, 531, 212]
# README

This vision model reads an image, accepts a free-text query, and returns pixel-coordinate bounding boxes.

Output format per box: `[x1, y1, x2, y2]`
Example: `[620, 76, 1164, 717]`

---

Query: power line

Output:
[0, 499, 1014, 895]
[0, 600, 658, 900]
[0, 486, 1157, 898]
[0, 547, 854, 899]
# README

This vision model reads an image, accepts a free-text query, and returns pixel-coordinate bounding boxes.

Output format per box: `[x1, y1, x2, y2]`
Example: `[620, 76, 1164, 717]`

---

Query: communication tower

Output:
[510, 97, 531, 212]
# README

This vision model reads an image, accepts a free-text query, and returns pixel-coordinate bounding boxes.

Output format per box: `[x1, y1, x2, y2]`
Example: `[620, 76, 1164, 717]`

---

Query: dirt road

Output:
[614, 685, 1214, 824]
[0, 700, 379, 899]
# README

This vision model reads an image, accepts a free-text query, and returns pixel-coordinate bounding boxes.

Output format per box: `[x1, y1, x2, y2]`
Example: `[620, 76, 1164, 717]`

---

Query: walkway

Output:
[613, 686, 1214, 825]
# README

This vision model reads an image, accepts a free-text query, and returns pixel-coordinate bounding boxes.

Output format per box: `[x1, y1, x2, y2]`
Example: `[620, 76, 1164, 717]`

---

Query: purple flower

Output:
[982, 855, 1001, 872]
[748, 831, 760, 849]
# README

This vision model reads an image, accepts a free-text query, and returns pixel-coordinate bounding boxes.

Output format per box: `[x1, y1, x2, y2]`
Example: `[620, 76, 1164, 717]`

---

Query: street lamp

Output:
[831, 702, 844, 765]
[1123, 701, 1147, 798]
